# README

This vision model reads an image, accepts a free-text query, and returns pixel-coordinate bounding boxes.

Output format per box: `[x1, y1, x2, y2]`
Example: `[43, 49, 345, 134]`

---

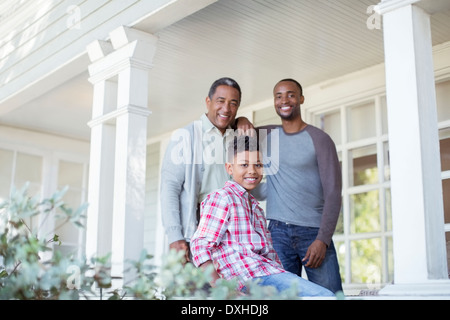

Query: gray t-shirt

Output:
[258, 124, 342, 246]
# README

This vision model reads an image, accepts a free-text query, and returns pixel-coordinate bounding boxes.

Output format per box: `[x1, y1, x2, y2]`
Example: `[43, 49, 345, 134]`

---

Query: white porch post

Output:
[86, 26, 158, 285]
[85, 76, 116, 260]
[376, 0, 450, 295]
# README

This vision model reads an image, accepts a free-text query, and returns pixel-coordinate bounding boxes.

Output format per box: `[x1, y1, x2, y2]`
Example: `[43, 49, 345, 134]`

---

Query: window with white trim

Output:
[310, 95, 393, 291]
[0, 145, 88, 260]
[54, 159, 89, 259]
[436, 79, 450, 277]
[0, 149, 43, 231]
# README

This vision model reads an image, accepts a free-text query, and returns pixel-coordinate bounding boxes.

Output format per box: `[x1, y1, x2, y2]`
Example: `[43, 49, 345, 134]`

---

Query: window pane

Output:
[335, 151, 344, 235]
[380, 96, 388, 135]
[385, 188, 392, 231]
[53, 244, 79, 257]
[144, 142, 161, 255]
[0, 149, 14, 201]
[335, 208, 344, 235]
[14, 152, 42, 196]
[446, 232, 450, 278]
[347, 101, 376, 141]
[56, 160, 84, 248]
[335, 240, 346, 283]
[350, 190, 380, 234]
[349, 145, 378, 187]
[56, 189, 81, 244]
[383, 142, 390, 181]
[436, 80, 450, 123]
[253, 107, 281, 127]
[351, 238, 382, 284]
[387, 236, 394, 283]
[443, 179, 450, 225]
[440, 128, 450, 172]
[315, 111, 341, 145]
[58, 161, 84, 188]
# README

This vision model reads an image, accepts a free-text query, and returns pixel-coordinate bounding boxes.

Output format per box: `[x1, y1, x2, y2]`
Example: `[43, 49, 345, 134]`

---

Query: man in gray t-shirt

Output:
[252, 79, 343, 294]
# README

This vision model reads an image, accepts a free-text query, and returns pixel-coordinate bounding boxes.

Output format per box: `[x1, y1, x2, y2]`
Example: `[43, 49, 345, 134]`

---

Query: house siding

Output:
[0, 0, 173, 106]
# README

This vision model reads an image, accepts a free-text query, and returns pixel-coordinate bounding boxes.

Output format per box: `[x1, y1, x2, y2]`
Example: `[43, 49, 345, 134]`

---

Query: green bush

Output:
[0, 184, 303, 300]
[0, 183, 112, 300]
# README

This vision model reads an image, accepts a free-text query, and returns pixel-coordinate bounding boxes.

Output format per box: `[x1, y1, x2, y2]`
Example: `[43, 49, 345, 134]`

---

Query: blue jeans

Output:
[268, 220, 343, 294]
[253, 272, 334, 297]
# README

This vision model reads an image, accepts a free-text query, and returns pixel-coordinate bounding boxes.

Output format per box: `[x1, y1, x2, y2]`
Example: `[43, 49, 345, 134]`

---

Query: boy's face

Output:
[225, 150, 263, 191]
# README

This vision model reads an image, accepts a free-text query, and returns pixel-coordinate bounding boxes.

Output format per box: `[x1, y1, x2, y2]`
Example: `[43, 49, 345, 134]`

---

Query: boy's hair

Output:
[227, 134, 259, 163]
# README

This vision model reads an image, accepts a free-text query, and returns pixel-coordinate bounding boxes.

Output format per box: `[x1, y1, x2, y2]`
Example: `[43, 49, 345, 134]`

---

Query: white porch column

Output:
[86, 26, 158, 285]
[85, 76, 117, 260]
[376, 0, 450, 295]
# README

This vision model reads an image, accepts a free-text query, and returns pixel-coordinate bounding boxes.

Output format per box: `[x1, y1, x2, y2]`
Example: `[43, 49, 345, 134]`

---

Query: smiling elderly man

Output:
[160, 77, 247, 264]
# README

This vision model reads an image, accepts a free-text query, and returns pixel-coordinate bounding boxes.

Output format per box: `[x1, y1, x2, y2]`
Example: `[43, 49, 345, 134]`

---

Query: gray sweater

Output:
[160, 120, 204, 244]
[160, 116, 232, 244]
[253, 124, 342, 246]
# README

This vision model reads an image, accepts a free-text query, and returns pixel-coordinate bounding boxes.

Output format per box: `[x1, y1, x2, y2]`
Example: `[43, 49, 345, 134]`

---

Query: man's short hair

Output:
[275, 78, 303, 96]
[208, 77, 242, 101]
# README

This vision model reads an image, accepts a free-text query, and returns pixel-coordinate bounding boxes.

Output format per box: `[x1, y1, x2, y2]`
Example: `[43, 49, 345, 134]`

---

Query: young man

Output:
[253, 79, 343, 294]
[190, 135, 334, 297]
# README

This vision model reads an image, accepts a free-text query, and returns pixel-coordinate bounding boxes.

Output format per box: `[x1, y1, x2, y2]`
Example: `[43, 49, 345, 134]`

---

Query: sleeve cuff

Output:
[166, 226, 184, 244]
[190, 240, 212, 267]
[192, 251, 212, 267]
[316, 234, 331, 247]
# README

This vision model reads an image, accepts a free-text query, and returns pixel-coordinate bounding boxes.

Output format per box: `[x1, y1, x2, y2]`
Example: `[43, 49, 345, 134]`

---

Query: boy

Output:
[190, 135, 334, 297]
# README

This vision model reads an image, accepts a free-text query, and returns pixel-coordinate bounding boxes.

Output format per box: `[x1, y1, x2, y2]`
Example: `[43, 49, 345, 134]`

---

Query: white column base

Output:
[379, 280, 450, 297]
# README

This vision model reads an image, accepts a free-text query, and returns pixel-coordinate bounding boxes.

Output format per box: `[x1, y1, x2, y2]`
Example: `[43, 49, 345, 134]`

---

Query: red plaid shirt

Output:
[191, 180, 284, 290]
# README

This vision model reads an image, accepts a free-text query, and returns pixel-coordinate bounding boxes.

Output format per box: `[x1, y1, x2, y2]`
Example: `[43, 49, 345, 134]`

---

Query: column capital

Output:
[375, 0, 419, 15]
[88, 55, 154, 85]
[87, 26, 158, 84]
[87, 104, 151, 128]
[87, 40, 114, 63]
[375, 0, 450, 15]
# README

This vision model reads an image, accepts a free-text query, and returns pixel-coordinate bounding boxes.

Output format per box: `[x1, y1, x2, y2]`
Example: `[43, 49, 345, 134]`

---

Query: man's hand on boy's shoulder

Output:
[234, 117, 256, 137]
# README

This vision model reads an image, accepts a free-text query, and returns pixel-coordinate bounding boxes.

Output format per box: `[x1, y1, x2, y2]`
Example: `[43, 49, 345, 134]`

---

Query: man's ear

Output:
[300, 95, 305, 104]
[225, 162, 233, 176]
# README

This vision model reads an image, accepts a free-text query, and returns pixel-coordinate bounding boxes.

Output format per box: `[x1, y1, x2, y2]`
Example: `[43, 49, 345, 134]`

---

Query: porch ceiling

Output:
[1, 0, 450, 141]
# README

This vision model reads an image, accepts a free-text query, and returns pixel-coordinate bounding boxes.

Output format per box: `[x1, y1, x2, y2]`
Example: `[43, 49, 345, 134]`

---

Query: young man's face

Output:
[273, 81, 304, 120]
[206, 85, 240, 133]
[225, 150, 263, 191]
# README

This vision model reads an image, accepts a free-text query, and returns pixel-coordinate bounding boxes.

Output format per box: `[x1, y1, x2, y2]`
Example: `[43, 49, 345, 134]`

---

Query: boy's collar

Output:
[225, 180, 258, 203]
[225, 180, 247, 194]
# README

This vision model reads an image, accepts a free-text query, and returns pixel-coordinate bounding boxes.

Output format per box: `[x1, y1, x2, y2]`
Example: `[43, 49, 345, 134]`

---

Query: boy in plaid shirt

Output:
[190, 135, 334, 297]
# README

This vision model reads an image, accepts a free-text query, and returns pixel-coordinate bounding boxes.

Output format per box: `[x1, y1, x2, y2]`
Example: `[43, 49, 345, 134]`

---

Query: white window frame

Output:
[0, 138, 89, 261]
[305, 89, 392, 292]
